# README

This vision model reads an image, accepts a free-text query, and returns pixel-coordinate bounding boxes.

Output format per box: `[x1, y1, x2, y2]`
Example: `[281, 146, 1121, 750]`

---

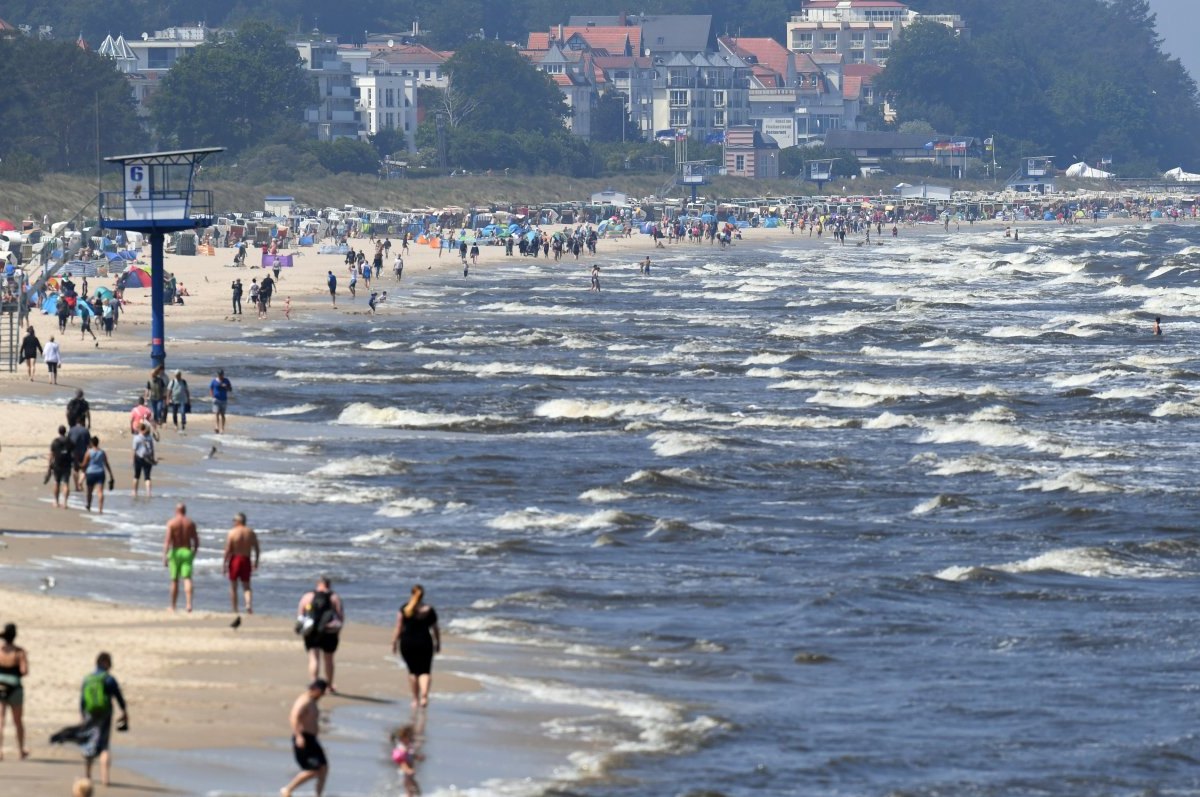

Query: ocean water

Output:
[19, 222, 1200, 796]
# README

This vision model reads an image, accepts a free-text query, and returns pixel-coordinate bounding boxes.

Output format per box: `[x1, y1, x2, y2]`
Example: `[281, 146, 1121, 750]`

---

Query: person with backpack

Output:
[79, 652, 128, 787]
[296, 577, 344, 693]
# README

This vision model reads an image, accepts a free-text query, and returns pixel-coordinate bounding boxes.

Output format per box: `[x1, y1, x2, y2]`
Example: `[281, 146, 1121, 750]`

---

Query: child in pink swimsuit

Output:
[391, 725, 421, 795]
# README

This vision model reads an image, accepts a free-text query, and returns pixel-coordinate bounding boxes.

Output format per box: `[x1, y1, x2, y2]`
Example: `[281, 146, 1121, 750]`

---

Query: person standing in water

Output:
[590, 264, 601, 292]
[1154, 317, 1163, 336]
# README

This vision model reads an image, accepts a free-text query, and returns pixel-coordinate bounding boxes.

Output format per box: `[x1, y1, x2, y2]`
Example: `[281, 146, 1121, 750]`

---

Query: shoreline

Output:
[0, 213, 1185, 795]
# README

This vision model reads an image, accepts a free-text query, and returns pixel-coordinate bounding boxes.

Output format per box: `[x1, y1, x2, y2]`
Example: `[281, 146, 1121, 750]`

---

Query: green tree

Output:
[308, 139, 380, 174]
[150, 20, 316, 154]
[0, 36, 146, 172]
[368, 128, 409, 159]
[590, 90, 630, 143]
[441, 39, 568, 136]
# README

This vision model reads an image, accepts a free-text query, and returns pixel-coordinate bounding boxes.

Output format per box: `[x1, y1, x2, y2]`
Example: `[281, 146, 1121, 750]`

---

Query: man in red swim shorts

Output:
[223, 512, 260, 615]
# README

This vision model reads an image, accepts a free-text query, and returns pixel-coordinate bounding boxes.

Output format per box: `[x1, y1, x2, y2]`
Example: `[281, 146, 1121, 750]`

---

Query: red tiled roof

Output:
[0, 17, 13, 30]
[843, 63, 883, 78]
[843, 75, 863, 100]
[718, 36, 790, 79]
[751, 65, 782, 88]
[527, 26, 640, 56]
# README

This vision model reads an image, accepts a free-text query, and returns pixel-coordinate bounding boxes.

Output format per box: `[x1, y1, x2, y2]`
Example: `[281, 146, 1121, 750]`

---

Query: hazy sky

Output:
[1149, 0, 1200, 81]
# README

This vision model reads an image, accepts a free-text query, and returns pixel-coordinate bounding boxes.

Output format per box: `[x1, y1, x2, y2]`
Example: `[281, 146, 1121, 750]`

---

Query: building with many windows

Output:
[649, 51, 751, 143]
[786, 0, 965, 67]
[294, 38, 361, 141]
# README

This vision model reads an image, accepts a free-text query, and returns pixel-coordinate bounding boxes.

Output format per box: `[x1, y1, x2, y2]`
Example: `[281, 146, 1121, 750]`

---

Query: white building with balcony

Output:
[649, 51, 751, 143]
[355, 72, 418, 151]
[295, 38, 360, 141]
[786, 0, 965, 67]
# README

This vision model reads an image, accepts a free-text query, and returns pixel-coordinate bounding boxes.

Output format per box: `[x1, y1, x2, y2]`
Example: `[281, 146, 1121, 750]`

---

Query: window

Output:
[669, 109, 688, 126]
[851, 51, 865, 64]
[425, 69, 431, 79]
[713, 110, 725, 127]
[147, 49, 175, 70]
[820, 32, 838, 50]
[792, 32, 813, 51]
[712, 90, 725, 107]
[735, 154, 745, 171]
[366, 88, 373, 106]
[873, 32, 890, 49]
[670, 90, 688, 107]
[850, 32, 865, 49]
[385, 88, 394, 107]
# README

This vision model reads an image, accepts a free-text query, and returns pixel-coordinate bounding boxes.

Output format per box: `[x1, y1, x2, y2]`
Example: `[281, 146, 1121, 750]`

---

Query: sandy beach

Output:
[3, 224, 806, 794]
[1, 213, 1158, 795]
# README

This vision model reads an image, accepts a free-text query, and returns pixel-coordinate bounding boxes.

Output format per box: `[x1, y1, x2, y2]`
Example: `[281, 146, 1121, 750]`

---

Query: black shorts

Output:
[86, 472, 105, 488]
[134, 456, 153, 480]
[292, 732, 327, 771]
[53, 467, 72, 485]
[304, 631, 339, 654]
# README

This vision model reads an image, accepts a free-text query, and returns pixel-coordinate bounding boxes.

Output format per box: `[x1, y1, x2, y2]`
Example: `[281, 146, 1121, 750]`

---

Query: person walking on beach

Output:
[231, 279, 243, 315]
[210, 369, 232, 434]
[163, 503, 199, 613]
[281, 679, 329, 797]
[129, 396, 153, 434]
[19, 326, 41, 380]
[67, 389, 91, 429]
[146, 365, 167, 426]
[392, 585, 440, 708]
[79, 652, 128, 787]
[393, 253, 404, 282]
[44, 335, 61, 384]
[223, 512, 260, 615]
[327, 271, 337, 306]
[0, 623, 30, 761]
[68, 418, 91, 492]
[82, 436, 115, 514]
[132, 422, 155, 498]
[297, 577, 344, 692]
[48, 425, 74, 508]
[167, 370, 191, 432]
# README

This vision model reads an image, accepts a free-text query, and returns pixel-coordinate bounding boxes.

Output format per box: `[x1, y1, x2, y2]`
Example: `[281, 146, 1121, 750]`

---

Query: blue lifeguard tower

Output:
[98, 147, 224, 366]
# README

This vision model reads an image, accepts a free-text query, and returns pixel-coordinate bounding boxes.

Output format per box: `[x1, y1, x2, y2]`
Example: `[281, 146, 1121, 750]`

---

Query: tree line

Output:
[880, 0, 1200, 174]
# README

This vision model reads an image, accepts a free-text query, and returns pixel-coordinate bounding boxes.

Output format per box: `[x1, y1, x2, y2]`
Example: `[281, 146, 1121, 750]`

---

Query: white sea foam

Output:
[261, 403, 320, 417]
[487, 507, 582, 532]
[423, 360, 602, 378]
[865, 412, 918, 429]
[375, 496, 438, 517]
[936, 546, 1177, 581]
[648, 431, 721, 457]
[741, 352, 792, 365]
[1092, 387, 1150, 401]
[362, 339, 403, 350]
[335, 402, 496, 428]
[276, 370, 398, 383]
[579, 487, 633, 503]
[308, 455, 405, 478]
[1151, 400, 1200, 418]
[917, 419, 1101, 458]
[1021, 471, 1120, 494]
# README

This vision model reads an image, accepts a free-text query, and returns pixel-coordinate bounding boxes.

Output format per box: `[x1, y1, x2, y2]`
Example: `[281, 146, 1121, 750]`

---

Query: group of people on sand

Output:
[2, 496, 441, 797]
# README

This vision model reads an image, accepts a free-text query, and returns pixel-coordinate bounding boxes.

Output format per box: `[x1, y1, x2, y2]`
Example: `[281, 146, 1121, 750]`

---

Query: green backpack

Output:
[82, 673, 111, 716]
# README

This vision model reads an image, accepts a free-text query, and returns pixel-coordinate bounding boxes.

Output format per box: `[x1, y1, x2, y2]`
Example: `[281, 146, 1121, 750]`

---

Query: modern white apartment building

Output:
[649, 51, 751, 143]
[354, 71, 419, 151]
[786, 0, 965, 66]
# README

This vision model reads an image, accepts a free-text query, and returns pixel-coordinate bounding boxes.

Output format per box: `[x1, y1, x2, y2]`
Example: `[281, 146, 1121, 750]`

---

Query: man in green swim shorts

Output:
[162, 503, 200, 613]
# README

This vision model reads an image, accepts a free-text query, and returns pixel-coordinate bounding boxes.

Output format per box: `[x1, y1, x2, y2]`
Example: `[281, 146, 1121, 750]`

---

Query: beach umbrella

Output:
[123, 267, 152, 288]
[0, 220, 14, 232]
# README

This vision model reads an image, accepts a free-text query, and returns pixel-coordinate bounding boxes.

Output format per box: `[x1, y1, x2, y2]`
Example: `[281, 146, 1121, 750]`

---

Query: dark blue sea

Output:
[18, 221, 1200, 796]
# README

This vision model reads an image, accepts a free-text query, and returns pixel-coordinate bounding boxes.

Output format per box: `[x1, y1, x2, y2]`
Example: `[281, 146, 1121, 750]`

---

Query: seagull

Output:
[230, 615, 242, 630]
[39, 576, 56, 591]
[204, 445, 218, 459]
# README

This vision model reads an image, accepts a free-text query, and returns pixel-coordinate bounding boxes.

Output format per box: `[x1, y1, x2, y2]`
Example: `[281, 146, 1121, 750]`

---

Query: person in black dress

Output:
[391, 585, 440, 708]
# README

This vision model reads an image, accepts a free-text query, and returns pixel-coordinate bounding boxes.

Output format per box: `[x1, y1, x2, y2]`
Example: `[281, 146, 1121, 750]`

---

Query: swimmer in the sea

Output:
[1154, 316, 1163, 336]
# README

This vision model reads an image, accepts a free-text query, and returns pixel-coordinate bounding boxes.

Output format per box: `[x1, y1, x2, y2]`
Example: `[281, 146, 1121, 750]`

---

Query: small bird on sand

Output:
[230, 615, 242, 630]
